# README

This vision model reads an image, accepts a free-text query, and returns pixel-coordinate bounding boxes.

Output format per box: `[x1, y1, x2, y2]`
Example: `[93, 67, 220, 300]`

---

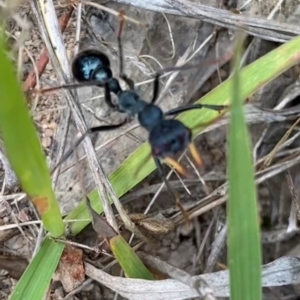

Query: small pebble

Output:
[219, 68, 227, 78]
[170, 242, 177, 251]
[14, 31, 21, 38]
[201, 82, 211, 93]
[210, 148, 224, 162]
[44, 128, 54, 137]
[42, 136, 52, 148]
[48, 121, 57, 129]
[33, 40, 41, 47]
[162, 238, 171, 247]
[24, 40, 32, 47]
[18, 210, 30, 222]
[45, 64, 52, 71]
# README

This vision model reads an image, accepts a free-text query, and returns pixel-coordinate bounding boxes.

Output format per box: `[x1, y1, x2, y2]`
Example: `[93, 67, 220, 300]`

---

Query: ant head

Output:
[138, 104, 164, 131]
[149, 119, 203, 176]
[72, 49, 113, 85]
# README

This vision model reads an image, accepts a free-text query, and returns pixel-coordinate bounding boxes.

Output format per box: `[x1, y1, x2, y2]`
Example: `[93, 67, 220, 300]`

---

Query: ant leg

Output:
[154, 157, 177, 200]
[150, 73, 160, 105]
[150, 52, 232, 105]
[120, 74, 134, 90]
[154, 157, 189, 223]
[50, 121, 127, 175]
[117, 11, 135, 90]
[164, 103, 228, 117]
[104, 82, 116, 109]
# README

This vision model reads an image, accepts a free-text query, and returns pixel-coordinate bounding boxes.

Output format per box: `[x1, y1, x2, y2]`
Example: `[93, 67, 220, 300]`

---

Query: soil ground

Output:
[1, 0, 300, 299]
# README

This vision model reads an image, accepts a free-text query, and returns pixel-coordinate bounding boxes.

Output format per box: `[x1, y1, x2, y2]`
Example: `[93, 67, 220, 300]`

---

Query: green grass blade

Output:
[65, 144, 154, 234]
[228, 37, 261, 299]
[110, 235, 155, 279]
[0, 33, 64, 236]
[10, 239, 64, 300]
[67, 36, 300, 235]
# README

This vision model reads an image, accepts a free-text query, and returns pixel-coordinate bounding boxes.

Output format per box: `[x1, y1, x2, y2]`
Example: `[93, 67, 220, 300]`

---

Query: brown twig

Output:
[23, 6, 74, 94]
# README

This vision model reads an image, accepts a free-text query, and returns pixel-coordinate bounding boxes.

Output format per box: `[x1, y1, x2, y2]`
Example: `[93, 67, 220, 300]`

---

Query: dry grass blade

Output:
[33, 0, 119, 230]
[84, 198, 154, 279]
[204, 224, 227, 273]
[114, 0, 299, 42]
[286, 171, 300, 221]
[85, 256, 300, 299]
[138, 252, 215, 299]
[263, 117, 300, 166]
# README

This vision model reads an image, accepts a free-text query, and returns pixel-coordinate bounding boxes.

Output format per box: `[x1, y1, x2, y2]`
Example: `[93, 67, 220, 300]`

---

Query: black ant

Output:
[42, 12, 228, 217]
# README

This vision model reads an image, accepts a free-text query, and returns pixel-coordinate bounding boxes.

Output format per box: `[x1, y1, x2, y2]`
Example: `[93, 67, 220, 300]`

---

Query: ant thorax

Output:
[149, 119, 192, 159]
[138, 104, 164, 131]
[117, 90, 148, 118]
[108, 78, 122, 94]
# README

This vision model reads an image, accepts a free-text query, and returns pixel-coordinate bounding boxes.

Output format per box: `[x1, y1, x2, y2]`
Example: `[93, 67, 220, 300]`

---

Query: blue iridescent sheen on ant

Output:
[72, 50, 111, 83]
[71, 50, 193, 158]
[68, 48, 225, 168]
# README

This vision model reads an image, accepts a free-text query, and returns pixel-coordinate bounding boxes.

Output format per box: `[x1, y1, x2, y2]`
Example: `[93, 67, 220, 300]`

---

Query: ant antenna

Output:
[33, 80, 107, 95]
[50, 121, 126, 175]
[117, 11, 135, 89]
[150, 52, 233, 104]
[156, 52, 232, 76]
[118, 11, 126, 77]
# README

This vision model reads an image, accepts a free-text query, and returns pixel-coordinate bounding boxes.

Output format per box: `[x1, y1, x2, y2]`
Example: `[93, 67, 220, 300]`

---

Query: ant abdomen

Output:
[72, 49, 112, 85]
[149, 119, 192, 158]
